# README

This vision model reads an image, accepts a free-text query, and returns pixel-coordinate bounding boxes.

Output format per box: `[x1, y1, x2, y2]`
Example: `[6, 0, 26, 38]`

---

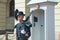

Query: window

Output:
[9, 0, 15, 17]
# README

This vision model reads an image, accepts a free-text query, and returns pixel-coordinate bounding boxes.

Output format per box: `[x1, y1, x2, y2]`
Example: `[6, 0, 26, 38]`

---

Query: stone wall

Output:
[55, 0, 60, 40]
[0, 0, 7, 30]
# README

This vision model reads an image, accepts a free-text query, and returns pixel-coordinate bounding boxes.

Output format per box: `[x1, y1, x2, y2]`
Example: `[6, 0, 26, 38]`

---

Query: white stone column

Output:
[41, 5, 55, 40]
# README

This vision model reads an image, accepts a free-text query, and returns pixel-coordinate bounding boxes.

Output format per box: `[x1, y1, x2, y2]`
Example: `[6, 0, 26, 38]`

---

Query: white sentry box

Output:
[27, 0, 58, 40]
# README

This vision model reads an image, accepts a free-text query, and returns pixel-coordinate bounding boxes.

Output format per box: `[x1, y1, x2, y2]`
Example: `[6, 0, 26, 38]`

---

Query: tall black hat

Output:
[15, 9, 25, 20]
[16, 11, 25, 16]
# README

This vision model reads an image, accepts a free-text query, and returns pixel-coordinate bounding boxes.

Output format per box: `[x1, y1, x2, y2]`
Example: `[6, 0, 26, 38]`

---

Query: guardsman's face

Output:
[18, 15, 24, 22]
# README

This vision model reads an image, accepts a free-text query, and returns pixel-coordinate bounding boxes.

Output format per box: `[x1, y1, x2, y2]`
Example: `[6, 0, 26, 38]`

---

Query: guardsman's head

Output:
[16, 11, 25, 22]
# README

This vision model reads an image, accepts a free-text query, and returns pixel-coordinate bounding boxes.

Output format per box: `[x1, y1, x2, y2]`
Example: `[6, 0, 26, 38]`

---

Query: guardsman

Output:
[14, 10, 31, 40]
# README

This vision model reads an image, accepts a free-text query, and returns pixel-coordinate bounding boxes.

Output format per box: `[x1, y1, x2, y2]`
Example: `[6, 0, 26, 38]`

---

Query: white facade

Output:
[15, 0, 25, 13]
[55, 0, 60, 40]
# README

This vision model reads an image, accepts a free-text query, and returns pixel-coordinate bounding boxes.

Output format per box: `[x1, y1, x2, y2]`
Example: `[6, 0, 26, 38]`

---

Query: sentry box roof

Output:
[27, 0, 58, 5]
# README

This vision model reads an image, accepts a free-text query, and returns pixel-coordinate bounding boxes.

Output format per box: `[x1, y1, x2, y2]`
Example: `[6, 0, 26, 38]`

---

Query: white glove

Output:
[25, 34, 28, 36]
[21, 29, 26, 34]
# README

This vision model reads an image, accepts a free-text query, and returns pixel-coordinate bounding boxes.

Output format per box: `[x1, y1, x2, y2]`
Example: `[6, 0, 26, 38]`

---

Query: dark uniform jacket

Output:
[14, 21, 31, 40]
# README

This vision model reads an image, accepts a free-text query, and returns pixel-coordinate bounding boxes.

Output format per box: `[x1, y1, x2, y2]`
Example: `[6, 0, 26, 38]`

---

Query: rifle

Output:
[23, 12, 32, 28]
[24, 12, 32, 22]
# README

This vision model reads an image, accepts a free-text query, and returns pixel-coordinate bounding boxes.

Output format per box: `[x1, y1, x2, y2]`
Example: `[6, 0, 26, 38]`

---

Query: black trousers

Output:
[17, 37, 28, 40]
[16, 32, 28, 40]
[16, 35, 28, 40]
